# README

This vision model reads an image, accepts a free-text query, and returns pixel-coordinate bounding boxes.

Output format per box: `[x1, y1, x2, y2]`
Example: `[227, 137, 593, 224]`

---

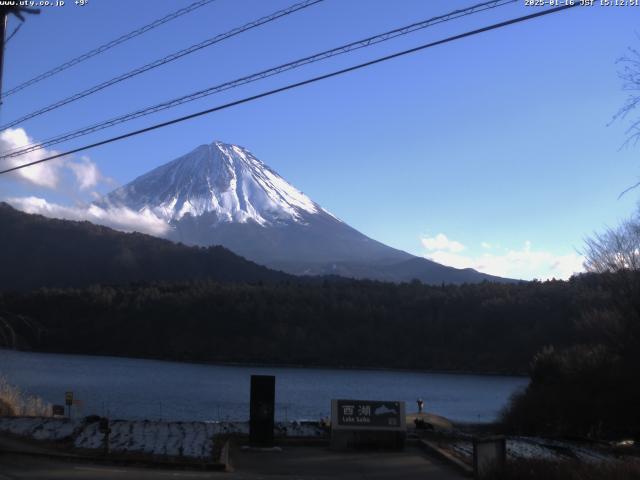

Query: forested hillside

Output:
[0, 273, 625, 374]
[0, 203, 291, 290]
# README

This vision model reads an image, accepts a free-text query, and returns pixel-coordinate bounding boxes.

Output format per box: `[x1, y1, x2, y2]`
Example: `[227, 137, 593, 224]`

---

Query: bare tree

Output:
[583, 207, 640, 273]
[612, 45, 640, 196]
[581, 210, 640, 373]
[614, 45, 640, 145]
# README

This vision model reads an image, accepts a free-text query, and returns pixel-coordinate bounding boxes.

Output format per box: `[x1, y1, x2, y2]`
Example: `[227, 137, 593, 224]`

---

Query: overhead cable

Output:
[0, 3, 580, 177]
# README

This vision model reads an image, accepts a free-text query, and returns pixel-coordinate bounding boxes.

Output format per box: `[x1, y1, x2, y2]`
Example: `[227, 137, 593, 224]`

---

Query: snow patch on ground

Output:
[507, 438, 564, 461]
[0, 417, 79, 440]
[0, 417, 326, 460]
[74, 421, 102, 449]
[449, 436, 625, 464]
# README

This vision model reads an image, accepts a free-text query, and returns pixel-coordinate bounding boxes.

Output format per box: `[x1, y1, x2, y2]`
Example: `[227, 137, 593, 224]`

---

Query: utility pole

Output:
[0, 6, 40, 108]
[0, 8, 8, 104]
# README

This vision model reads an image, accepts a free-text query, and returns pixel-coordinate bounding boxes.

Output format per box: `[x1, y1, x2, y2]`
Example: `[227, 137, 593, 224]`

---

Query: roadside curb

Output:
[418, 438, 473, 477]
[0, 447, 228, 471]
[219, 439, 231, 471]
[276, 437, 330, 447]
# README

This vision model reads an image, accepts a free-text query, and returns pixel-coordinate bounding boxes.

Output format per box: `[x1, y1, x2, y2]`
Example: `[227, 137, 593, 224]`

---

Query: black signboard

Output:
[249, 375, 275, 446]
[335, 400, 402, 428]
[52, 405, 65, 416]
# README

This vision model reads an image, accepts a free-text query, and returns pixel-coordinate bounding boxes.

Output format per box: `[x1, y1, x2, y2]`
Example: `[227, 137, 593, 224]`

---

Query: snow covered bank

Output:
[447, 435, 630, 465]
[0, 416, 326, 460]
[0, 416, 79, 441]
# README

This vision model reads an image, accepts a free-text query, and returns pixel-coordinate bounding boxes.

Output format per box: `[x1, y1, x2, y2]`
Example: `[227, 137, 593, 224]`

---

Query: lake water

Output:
[0, 349, 528, 423]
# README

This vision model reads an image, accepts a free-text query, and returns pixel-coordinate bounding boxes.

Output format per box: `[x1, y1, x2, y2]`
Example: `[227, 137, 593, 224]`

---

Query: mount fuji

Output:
[102, 140, 508, 284]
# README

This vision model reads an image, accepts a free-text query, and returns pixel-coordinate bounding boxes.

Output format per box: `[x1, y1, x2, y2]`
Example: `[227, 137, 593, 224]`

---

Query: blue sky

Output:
[1, 0, 639, 280]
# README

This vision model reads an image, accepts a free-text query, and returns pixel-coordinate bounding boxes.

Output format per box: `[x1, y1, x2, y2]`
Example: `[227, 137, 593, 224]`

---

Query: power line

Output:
[4, 22, 22, 45]
[0, 0, 218, 100]
[0, 3, 579, 177]
[0, 0, 517, 160]
[0, 0, 323, 132]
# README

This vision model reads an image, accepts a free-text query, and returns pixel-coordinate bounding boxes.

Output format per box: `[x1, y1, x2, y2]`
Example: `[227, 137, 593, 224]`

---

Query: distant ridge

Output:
[0, 202, 292, 291]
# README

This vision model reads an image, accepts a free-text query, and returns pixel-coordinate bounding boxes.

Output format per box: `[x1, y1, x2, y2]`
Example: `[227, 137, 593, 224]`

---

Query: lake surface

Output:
[0, 349, 528, 423]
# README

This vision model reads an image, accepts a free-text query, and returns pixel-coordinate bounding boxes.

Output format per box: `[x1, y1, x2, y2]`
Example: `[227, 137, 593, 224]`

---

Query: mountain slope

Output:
[104, 141, 333, 226]
[0, 202, 292, 291]
[269, 256, 510, 284]
[103, 141, 413, 265]
[103, 140, 512, 284]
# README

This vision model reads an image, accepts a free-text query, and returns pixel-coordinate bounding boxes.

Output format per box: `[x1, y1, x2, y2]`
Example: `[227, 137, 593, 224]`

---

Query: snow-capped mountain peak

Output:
[104, 140, 335, 226]
[97, 139, 506, 284]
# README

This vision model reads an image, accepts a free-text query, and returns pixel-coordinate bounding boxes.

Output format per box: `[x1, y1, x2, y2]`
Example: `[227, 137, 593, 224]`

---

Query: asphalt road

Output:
[0, 446, 466, 480]
[0, 454, 224, 480]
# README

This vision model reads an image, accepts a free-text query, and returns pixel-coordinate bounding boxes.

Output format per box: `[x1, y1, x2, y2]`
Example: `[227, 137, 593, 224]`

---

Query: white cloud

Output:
[481, 242, 492, 249]
[0, 128, 108, 193]
[0, 128, 66, 189]
[421, 233, 465, 253]
[67, 156, 102, 190]
[421, 234, 585, 280]
[7, 196, 170, 237]
[1, 129, 165, 237]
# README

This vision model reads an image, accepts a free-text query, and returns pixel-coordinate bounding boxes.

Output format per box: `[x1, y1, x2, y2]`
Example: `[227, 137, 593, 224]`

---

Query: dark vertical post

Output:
[0, 9, 7, 105]
[249, 375, 275, 447]
[99, 418, 110, 456]
[0, 6, 40, 108]
[473, 435, 506, 479]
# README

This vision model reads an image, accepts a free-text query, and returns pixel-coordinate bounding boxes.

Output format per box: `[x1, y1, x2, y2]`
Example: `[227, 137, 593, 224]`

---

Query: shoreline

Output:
[0, 347, 529, 379]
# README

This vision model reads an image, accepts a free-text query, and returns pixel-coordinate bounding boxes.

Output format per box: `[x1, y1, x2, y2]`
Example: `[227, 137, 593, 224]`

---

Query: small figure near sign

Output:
[416, 397, 424, 414]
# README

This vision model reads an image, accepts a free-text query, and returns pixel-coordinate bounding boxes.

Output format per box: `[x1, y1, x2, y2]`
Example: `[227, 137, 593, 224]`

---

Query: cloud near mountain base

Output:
[421, 234, 585, 281]
[6, 196, 170, 237]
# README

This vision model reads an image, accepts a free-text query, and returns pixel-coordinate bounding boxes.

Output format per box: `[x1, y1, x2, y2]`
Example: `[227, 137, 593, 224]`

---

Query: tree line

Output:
[0, 273, 627, 375]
